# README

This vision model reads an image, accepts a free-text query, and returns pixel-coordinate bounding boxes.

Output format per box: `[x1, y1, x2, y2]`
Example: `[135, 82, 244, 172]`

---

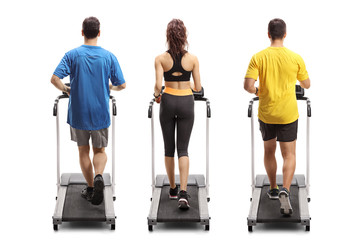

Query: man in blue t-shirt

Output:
[51, 17, 126, 205]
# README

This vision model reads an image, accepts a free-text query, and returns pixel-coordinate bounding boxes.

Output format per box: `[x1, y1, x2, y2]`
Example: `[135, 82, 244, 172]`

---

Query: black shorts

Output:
[259, 119, 298, 142]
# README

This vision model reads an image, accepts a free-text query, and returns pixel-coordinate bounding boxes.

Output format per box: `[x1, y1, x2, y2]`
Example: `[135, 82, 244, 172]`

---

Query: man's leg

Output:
[78, 145, 94, 187]
[91, 147, 107, 205]
[279, 140, 296, 190]
[93, 147, 107, 176]
[264, 138, 277, 189]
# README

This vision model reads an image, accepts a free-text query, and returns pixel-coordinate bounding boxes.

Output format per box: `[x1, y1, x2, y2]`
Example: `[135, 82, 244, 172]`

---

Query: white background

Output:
[0, 0, 359, 239]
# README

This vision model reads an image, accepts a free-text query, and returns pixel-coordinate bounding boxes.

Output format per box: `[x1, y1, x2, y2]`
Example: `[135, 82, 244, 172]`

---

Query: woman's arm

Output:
[192, 55, 201, 92]
[154, 56, 164, 97]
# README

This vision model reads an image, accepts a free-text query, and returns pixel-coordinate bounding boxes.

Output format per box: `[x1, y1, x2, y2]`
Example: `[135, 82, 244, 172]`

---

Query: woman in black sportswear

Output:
[154, 19, 202, 210]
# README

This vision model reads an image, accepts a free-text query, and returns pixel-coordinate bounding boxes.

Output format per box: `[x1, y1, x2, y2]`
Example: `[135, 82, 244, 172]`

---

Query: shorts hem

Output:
[178, 153, 189, 158]
[277, 138, 297, 143]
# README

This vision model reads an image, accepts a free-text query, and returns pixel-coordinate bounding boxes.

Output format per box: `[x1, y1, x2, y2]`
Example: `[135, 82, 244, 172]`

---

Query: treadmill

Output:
[147, 87, 211, 231]
[247, 85, 311, 232]
[52, 91, 117, 230]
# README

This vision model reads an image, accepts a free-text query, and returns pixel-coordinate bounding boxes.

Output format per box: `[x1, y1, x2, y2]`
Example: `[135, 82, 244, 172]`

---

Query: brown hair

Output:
[268, 18, 286, 40]
[166, 19, 188, 58]
[82, 17, 100, 39]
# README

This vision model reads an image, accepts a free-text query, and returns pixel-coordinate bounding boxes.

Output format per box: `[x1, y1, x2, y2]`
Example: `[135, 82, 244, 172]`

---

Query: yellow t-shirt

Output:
[245, 47, 309, 124]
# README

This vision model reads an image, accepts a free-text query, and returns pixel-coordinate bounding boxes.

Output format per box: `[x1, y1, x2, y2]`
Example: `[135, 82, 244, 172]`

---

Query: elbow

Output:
[301, 79, 311, 89]
[51, 75, 61, 86]
[244, 83, 251, 92]
[51, 76, 57, 85]
[121, 82, 126, 90]
[243, 79, 252, 92]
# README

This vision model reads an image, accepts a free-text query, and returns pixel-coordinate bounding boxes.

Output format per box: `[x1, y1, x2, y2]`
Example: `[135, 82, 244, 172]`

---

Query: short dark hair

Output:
[82, 17, 100, 39]
[268, 18, 286, 40]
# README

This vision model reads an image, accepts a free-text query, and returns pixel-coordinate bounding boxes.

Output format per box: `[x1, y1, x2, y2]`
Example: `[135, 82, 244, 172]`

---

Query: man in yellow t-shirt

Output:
[244, 18, 311, 215]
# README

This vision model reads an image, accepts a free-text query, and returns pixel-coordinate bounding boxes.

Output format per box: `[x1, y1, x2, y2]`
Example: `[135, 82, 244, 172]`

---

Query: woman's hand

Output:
[155, 95, 161, 104]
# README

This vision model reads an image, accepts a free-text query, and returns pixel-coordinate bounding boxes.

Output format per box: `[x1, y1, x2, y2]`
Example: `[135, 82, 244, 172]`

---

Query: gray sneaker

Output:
[267, 186, 279, 200]
[81, 186, 93, 201]
[91, 174, 105, 205]
[279, 187, 293, 215]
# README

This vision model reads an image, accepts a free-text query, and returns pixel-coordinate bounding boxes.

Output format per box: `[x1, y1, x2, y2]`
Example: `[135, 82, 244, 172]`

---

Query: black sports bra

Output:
[164, 51, 192, 82]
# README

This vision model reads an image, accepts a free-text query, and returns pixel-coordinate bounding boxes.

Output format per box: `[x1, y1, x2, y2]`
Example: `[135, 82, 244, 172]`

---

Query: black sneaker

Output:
[81, 186, 93, 201]
[279, 187, 293, 215]
[178, 190, 190, 210]
[91, 174, 105, 205]
[267, 186, 279, 200]
[169, 186, 178, 200]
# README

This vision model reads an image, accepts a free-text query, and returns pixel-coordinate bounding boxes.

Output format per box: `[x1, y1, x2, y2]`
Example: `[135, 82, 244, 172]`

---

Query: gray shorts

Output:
[70, 127, 109, 148]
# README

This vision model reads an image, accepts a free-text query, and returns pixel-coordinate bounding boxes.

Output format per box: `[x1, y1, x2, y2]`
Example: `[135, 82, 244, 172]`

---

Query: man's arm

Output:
[299, 78, 310, 89]
[244, 78, 257, 94]
[51, 74, 70, 94]
[110, 83, 126, 91]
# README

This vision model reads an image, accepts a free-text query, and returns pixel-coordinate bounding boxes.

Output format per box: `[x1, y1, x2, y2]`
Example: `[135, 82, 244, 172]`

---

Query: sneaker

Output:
[91, 174, 105, 205]
[279, 187, 293, 215]
[178, 190, 190, 210]
[267, 186, 279, 200]
[169, 186, 179, 200]
[81, 186, 93, 201]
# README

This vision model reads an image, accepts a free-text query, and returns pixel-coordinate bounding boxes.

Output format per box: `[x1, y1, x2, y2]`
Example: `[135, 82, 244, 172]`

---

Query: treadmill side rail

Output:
[198, 187, 210, 225]
[299, 188, 311, 226]
[248, 187, 261, 226]
[104, 186, 116, 225]
[148, 187, 162, 226]
[53, 186, 67, 225]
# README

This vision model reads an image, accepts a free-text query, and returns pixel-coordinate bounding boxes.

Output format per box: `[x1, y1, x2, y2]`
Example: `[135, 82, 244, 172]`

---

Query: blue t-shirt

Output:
[54, 45, 125, 130]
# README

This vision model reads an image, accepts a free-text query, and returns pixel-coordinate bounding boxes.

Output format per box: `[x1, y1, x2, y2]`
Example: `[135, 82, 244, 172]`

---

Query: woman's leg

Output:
[176, 95, 195, 191]
[165, 156, 176, 188]
[178, 156, 189, 191]
[159, 94, 176, 188]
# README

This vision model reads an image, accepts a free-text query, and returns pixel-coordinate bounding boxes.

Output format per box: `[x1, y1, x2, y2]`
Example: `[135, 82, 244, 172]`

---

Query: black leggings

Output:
[160, 93, 194, 158]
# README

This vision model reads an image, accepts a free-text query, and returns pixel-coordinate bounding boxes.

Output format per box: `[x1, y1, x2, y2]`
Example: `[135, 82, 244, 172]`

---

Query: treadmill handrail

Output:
[53, 95, 117, 195]
[248, 95, 311, 196]
[248, 96, 311, 118]
[148, 95, 211, 197]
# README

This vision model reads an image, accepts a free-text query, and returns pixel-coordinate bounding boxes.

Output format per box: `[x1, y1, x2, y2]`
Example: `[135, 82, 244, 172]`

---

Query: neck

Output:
[270, 39, 284, 47]
[84, 37, 98, 46]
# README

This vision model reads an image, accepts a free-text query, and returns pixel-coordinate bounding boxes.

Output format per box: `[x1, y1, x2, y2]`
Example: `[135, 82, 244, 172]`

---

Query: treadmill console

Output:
[192, 87, 204, 100]
[296, 85, 304, 98]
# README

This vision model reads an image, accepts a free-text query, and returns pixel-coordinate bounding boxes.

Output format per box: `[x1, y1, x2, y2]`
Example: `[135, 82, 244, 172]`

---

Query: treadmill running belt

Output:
[257, 186, 300, 223]
[157, 186, 200, 222]
[62, 184, 106, 222]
